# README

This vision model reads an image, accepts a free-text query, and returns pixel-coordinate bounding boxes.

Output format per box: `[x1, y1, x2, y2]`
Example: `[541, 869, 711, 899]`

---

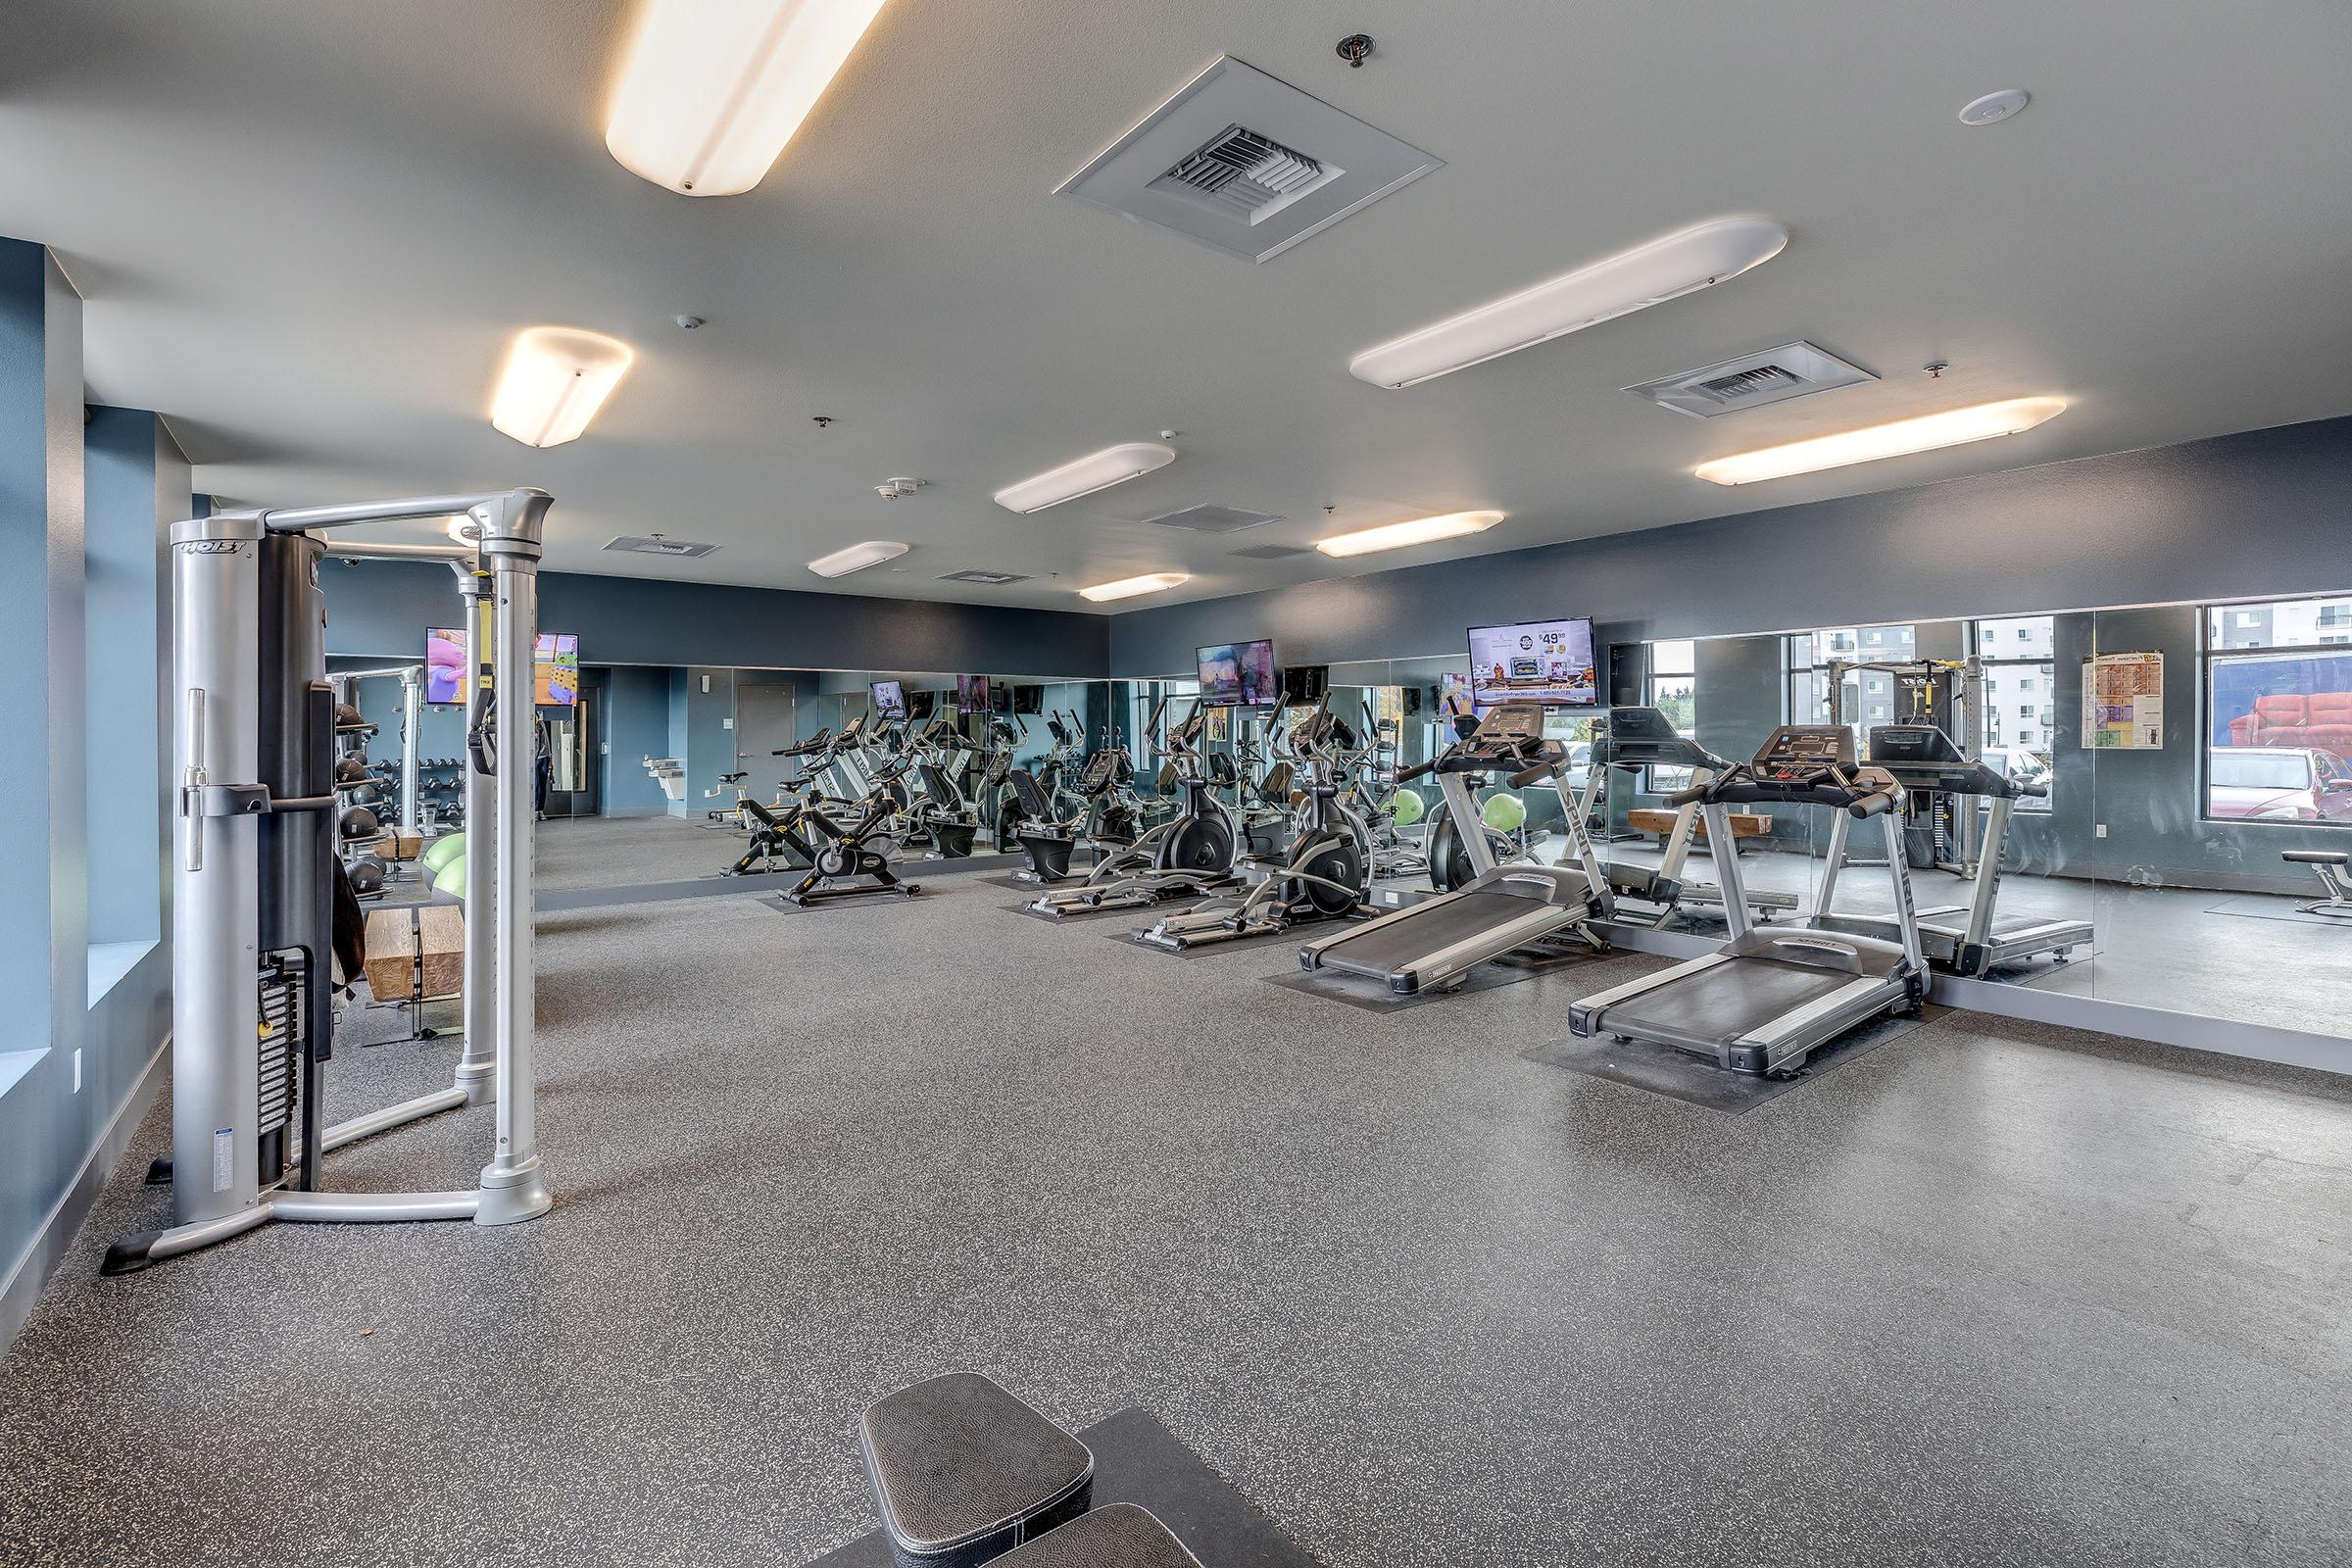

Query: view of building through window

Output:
[1977, 614, 2056, 808]
[2206, 595, 2352, 823]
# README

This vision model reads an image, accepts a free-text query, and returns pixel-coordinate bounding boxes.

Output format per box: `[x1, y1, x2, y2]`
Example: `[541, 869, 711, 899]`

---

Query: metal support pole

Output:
[454, 565, 497, 1105]
[399, 665, 422, 837]
[475, 517, 553, 1226]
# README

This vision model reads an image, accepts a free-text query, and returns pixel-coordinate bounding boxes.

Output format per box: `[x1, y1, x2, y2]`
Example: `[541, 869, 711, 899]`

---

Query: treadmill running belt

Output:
[1311, 885, 1557, 985]
[1596, 958, 1859, 1054]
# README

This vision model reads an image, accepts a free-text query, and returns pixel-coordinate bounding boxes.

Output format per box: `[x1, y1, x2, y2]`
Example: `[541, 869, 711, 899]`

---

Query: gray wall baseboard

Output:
[0, 1033, 168, 1354]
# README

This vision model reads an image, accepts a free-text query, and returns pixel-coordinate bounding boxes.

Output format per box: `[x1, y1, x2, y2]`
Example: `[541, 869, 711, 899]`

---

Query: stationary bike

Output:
[1133, 705, 1369, 950]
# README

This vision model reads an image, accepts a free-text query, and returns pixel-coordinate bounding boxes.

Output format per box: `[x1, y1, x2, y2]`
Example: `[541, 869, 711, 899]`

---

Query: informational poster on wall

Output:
[2082, 651, 2164, 749]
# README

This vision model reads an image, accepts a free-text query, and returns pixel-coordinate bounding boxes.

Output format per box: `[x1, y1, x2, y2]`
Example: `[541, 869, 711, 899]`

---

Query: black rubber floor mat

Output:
[1521, 1004, 1941, 1111]
[2207, 894, 2352, 929]
[759, 889, 925, 914]
[1262, 946, 1593, 1012]
[1113, 922, 1305, 959]
[1008, 898, 1196, 925]
[808, 1405, 1323, 1567]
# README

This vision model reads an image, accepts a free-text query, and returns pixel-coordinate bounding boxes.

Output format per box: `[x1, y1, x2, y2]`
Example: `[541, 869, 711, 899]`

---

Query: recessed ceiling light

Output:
[993, 443, 1177, 514]
[1957, 88, 2031, 126]
[1314, 511, 1504, 558]
[606, 0, 894, 196]
[1078, 571, 1190, 603]
[489, 327, 636, 448]
[1348, 218, 1788, 389]
[808, 539, 908, 577]
[1693, 396, 2068, 485]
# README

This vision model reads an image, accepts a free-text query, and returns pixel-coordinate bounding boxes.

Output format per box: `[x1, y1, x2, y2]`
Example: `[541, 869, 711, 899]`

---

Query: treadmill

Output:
[1568, 725, 1929, 1076]
[1574, 707, 1801, 927]
[1298, 702, 1610, 995]
[1812, 723, 2090, 976]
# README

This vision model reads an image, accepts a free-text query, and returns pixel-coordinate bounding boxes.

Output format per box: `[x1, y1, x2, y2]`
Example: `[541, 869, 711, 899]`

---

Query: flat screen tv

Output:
[1012, 684, 1044, 715]
[1196, 639, 1278, 707]
[1280, 663, 1329, 707]
[956, 674, 993, 715]
[907, 689, 936, 721]
[1467, 616, 1596, 709]
[425, 626, 579, 706]
[870, 679, 908, 719]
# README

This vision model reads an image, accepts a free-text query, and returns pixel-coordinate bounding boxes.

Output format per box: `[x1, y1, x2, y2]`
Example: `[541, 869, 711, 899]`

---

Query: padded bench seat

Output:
[990, 1504, 1200, 1568]
[860, 1373, 1093, 1568]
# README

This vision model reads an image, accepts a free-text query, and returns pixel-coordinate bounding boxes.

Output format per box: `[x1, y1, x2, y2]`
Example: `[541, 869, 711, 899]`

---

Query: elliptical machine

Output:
[1133, 705, 1369, 950]
[1024, 701, 1239, 917]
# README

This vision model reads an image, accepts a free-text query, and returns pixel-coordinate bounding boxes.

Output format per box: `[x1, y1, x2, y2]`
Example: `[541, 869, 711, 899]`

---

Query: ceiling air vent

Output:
[1137, 503, 1283, 534]
[1056, 56, 1442, 264]
[1623, 342, 1877, 419]
[939, 569, 1034, 586]
[1228, 543, 1315, 561]
[605, 535, 719, 559]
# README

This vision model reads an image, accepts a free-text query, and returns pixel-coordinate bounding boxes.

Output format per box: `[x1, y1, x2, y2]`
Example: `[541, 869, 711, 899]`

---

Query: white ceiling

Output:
[7, 0, 2351, 611]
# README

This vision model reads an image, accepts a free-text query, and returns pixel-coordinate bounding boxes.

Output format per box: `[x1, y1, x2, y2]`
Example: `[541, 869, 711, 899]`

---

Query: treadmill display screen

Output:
[1468, 617, 1596, 708]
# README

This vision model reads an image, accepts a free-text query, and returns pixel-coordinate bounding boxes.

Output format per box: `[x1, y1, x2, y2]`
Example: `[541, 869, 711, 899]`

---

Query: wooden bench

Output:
[362, 903, 465, 1003]
[1627, 808, 1770, 845]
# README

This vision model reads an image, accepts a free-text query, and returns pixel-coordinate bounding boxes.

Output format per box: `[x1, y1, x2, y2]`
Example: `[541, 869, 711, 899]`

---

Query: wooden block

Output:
[362, 908, 417, 1001]
[417, 904, 466, 1000]
[1626, 808, 1771, 840]
[389, 832, 423, 860]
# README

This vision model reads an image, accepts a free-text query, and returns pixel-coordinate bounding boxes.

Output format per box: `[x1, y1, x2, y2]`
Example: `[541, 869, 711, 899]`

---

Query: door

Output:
[544, 668, 604, 818]
[735, 683, 799, 792]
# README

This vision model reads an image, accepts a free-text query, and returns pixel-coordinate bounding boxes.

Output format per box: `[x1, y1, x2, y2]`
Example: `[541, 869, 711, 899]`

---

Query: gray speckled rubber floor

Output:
[6, 856, 2352, 1566]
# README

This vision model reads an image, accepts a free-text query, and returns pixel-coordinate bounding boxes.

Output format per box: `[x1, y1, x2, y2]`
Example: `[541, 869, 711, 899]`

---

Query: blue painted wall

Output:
[1106, 416, 2352, 674]
[2, 248, 180, 1349]
[319, 558, 1108, 677]
[602, 664, 676, 816]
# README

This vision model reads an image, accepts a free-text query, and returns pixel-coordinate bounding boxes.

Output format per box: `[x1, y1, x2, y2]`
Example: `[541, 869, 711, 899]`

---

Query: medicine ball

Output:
[339, 806, 380, 841]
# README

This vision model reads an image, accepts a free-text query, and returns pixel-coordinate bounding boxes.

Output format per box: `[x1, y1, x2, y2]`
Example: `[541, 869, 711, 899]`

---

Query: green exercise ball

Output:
[1390, 787, 1425, 827]
[433, 858, 468, 901]
[1481, 792, 1527, 832]
[422, 833, 466, 871]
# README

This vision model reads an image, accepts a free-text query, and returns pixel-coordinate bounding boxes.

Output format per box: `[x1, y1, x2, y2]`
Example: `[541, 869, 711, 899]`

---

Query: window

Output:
[2204, 596, 2352, 824]
[1636, 641, 1698, 790]
[1784, 624, 1918, 746]
[1974, 615, 2055, 812]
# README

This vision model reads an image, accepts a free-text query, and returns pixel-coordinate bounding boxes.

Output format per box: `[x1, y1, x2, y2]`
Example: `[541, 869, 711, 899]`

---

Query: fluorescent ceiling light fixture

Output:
[489, 327, 636, 448]
[1348, 218, 1788, 389]
[1078, 571, 1190, 603]
[1314, 511, 1504, 559]
[808, 539, 907, 577]
[1693, 396, 2069, 486]
[993, 443, 1177, 514]
[606, 0, 893, 196]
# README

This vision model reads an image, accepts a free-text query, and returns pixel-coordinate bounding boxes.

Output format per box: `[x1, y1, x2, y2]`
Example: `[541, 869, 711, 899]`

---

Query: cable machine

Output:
[105, 489, 555, 1273]
[1826, 656, 1985, 875]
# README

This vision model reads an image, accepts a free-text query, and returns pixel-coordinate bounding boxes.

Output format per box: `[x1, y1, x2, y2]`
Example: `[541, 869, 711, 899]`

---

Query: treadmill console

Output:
[1441, 701, 1554, 774]
[1866, 723, 2029, 798]
[1750, 724, 1856, 782]
[1597, 706, 1723, 772]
